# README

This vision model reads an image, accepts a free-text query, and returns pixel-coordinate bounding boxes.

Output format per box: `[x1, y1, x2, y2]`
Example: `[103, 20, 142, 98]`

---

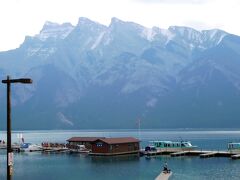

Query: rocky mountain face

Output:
[0, 17, 240, 130]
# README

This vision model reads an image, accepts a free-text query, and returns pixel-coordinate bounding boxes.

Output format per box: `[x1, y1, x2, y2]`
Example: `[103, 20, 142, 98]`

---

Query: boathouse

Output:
[90, 137, 140, 155]
[67, 137, 105, 150]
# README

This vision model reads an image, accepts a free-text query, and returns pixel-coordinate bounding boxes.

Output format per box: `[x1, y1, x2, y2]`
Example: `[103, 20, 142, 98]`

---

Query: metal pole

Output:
[7, 75, 12, 180]
[2, 76, 32, 180]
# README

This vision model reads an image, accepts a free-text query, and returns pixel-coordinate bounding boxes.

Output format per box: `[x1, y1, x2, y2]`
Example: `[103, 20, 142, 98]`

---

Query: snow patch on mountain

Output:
[91, 32, 105, 49]
[146, 98, 158, 107]
[202, 29, 227, 45]
[27, 47, 57, 57]
[167, 26, 227, 50]
[103, 32, 113, 46]
[141, 27, 176, 44]
[159, 29, 175, 44]
[27, 47, 41, 57]
[57, 112, 74, 126]
[141, 28, 157, 41]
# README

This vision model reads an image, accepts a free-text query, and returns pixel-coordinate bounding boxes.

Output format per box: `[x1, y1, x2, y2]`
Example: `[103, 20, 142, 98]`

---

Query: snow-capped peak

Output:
[202, 29, 227, 44]
[141, 28, 156, 41]
[169, 26, 202, 41]
[167, 26, 228, 48]
[36, 21, 74, 41]
[110, 17, 123, 24]
[109, 17, 143, 29]
[169, 26, 199, 35]
[77, 17, 104, 28]
[141, 26, 174, 43]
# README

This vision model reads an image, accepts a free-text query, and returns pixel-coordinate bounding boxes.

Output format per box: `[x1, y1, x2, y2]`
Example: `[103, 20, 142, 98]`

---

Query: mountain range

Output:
[0, 17, 240, 130]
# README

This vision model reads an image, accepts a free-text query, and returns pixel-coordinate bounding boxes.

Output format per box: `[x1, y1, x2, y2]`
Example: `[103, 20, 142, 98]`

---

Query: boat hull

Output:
[155, 147, 197, 152]
[20, 144, 42, 152]
[228, 149, 240, 154]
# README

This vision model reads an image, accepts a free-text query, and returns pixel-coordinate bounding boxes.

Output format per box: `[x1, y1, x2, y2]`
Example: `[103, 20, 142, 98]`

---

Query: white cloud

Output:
[134, 0, 212, 4]
[0, 0, 239, 51]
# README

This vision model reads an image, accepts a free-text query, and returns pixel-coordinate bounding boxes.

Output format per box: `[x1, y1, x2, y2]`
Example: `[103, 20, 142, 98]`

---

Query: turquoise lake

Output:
[1, 129, 240, 179]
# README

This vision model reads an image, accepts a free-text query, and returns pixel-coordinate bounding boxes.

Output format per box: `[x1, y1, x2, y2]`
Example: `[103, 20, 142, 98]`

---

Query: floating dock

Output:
[42, 147, 70, 153]
[199, 151, 218, 158]
[142, 149, 239, 159]
[170, 151, 188, 157]
[155, 171, 172, 180]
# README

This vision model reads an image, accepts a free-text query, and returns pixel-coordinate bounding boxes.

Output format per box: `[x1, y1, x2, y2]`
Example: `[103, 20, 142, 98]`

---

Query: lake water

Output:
[1, 129, 240, 179]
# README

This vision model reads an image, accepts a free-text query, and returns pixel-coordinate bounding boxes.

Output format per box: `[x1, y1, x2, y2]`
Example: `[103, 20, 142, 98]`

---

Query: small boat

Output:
[228, 142, 240, 154]
[147, 140, 197, 152]
[20, 143, 42, 152]
[69, 145, 90, 153]
[145, 145, 157, 152]
[0, 141, 6, 149]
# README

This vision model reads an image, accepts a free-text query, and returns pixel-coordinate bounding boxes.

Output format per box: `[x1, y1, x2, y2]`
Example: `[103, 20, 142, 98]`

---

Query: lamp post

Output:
[2, 75, 32, 180]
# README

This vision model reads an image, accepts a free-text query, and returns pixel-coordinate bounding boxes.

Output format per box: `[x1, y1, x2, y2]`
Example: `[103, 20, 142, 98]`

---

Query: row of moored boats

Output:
[1, 140, 240, 153]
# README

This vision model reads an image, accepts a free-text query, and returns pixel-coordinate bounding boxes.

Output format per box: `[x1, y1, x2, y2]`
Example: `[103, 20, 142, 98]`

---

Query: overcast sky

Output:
[0, 0, 239, 51]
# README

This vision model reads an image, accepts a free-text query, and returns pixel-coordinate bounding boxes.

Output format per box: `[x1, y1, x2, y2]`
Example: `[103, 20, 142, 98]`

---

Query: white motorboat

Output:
[20, 143, 42, 152]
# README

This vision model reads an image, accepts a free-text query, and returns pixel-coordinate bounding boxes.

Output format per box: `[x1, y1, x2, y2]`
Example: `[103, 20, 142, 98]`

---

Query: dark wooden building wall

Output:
[92, 141, 139, 154]
[110, 142, 139, 153]
[92, 141, 109, 153]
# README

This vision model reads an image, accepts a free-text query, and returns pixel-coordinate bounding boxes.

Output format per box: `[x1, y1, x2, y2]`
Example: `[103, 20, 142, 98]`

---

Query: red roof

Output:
[95, 137, 140, 144]
[67, 137, 105, 142]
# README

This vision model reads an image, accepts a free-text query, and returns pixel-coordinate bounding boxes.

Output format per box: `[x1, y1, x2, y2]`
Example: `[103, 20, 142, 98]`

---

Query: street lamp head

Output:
[2, 78, 33, 84]
[17, 78, 33, 84]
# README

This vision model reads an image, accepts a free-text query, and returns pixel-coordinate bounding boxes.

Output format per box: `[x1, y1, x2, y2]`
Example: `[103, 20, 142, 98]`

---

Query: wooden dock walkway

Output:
[155, 171, 172, 180]
[199, 151, 218, 158]
[170, 151, 188, 157]
[42, 147, 69, 153]
[142, 149, 240, 159]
